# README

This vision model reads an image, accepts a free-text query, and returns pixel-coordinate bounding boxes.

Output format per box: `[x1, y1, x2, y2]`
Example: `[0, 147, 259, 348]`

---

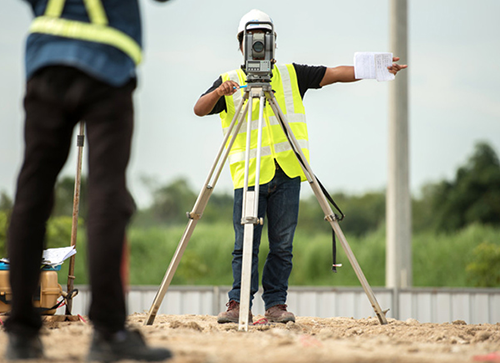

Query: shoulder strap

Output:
[45, 0, 108, 24]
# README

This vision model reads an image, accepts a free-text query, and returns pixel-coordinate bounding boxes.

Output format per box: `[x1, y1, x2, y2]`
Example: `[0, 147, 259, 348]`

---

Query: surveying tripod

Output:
[144, 81, 388, 330]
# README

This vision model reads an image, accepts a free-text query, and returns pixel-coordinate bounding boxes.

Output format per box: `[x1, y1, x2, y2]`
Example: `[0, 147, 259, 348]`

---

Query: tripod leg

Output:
[328, 218, 388, 324]
[238, 191, 255, 331]
[267, 95, 388, 325]
[144, 218, 199, 325]
[238, 89, 266, 331]
[144, 98, 250, 326]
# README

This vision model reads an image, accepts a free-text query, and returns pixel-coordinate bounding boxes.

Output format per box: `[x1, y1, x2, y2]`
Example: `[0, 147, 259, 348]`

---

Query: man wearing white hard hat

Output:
[194, 9, 407, 324]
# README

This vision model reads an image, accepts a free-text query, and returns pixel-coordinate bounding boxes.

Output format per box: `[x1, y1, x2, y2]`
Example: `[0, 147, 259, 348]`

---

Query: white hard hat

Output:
[237, 9, 274, 39]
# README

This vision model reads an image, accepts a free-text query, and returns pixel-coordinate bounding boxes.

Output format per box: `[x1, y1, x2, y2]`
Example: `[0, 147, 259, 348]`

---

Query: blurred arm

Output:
[194, 80, 239, 117]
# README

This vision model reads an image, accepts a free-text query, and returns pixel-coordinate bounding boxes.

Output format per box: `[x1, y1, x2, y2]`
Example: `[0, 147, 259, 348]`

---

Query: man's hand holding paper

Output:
[354, 52, 407, 81]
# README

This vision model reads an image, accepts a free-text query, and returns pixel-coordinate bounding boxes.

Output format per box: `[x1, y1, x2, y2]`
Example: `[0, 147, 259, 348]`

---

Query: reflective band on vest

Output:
[83, 0, 108, 25]
[29, 0, 142, 65]
[221, 64, 310, 189]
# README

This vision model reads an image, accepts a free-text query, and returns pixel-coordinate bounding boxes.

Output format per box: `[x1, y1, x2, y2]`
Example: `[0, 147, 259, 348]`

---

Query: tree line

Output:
[1, 141, 500, 253]
[132, 140, 500, 236]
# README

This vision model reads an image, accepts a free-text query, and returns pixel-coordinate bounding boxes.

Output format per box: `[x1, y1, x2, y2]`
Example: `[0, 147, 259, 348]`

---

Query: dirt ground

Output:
[0, 313, 499, 363]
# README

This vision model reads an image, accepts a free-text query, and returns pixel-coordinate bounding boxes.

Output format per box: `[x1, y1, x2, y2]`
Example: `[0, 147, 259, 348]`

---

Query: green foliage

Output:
[0, 191, 12, 257]
[123, 223, 500, 288]
[45, 216, 78, 248]
[0, 211, 8, 257]
[127, 223, 236, 285]
[0, 194, 82, 257]
[0, 189, 84, 258]
[133, 177, 387, 237]
[202, 192, 234, 224]
[55, 231, 88, 286]
[52, 176, 88, 220]
[0, 191, 12, 212]
[175, 249, 210, 284]
[33, 218, 500, 288]
[291, 225, 386, 286]
[420, 142, 500, 232]
[294, 223, 500, 287]
[333, 192, 386, 236]
[45, 216, 87, 286]
[0, 212, 87, 285]
[3, 141, 500, 289]
[133, 179, 234, 228]
[298, 191, 385, 237]
[411, 224, 499, 286]
[412, 186, 434, 233]
[466, 241, 500, 287]
[140, 177, 197, 225]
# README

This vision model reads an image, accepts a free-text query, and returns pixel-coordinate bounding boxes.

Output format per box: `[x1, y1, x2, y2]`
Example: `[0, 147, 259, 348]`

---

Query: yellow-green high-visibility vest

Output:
[29, 0, 142, 65]
[221, 64, 310, 189]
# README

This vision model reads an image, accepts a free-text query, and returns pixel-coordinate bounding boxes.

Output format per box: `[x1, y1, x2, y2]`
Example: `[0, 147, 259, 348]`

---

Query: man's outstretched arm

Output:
[319, 57, 407, 87]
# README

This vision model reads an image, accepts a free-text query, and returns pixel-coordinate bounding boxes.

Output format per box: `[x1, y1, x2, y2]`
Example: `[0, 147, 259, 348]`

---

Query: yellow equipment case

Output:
[0, 262, 62, 315]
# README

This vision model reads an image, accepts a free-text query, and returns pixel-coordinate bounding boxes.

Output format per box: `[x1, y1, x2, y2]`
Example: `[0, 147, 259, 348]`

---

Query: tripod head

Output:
[242, 21, 275, 84]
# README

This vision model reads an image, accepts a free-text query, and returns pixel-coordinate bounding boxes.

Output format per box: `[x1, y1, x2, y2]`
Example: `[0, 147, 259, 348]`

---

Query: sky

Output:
[1, 0, 499, 208]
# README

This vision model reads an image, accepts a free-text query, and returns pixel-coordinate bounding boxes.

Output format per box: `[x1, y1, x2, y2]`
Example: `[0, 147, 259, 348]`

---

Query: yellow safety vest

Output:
[221, 64, 310, 189]
[29, 0, 142, 65]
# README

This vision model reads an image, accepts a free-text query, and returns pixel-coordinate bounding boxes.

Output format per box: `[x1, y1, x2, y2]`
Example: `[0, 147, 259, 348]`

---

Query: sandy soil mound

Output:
[0, 313, 499, 362]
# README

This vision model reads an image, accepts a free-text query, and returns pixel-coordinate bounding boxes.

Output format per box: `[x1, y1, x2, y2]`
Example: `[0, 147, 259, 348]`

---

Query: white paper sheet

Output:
[42, 246, 76, 267]
[354, 52, 395, 82]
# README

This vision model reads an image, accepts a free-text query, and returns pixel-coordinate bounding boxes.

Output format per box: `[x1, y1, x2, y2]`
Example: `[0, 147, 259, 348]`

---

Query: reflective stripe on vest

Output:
[221, 64, 310, 189]
[29, 0, 142, 65]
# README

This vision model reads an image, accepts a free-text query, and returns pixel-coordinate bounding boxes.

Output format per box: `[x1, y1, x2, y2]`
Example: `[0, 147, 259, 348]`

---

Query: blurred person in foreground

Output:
[194, 9, 407, 324]
[4, 0, 173, 361]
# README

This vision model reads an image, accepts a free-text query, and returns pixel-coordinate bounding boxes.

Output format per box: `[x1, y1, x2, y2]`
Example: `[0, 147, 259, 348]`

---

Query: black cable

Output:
[273, 104, 344, 272]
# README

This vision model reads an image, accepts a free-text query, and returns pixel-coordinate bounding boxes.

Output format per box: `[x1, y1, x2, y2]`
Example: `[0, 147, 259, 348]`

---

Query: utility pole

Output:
[386, 0, 412, 289]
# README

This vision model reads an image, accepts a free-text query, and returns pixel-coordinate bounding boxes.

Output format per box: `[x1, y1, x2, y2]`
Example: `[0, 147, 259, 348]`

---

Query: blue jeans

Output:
[228, 166, 301, 310]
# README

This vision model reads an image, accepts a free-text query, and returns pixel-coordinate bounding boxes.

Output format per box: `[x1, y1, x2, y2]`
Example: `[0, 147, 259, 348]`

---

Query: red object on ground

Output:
[252, 318, 269, 325]
[299, 334, 323, 347]
[473, 352, 500, 362]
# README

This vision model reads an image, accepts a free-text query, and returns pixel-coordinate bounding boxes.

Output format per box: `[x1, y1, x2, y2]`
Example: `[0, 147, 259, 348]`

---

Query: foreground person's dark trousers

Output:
[5, 66, 136, 337]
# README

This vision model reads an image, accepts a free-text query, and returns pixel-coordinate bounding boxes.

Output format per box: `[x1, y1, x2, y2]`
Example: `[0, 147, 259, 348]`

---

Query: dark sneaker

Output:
[87, 329, 172, 362]
[217, 300, 253, 324]
[5, 333, 44, 361]
[265, 304, 295, 323]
